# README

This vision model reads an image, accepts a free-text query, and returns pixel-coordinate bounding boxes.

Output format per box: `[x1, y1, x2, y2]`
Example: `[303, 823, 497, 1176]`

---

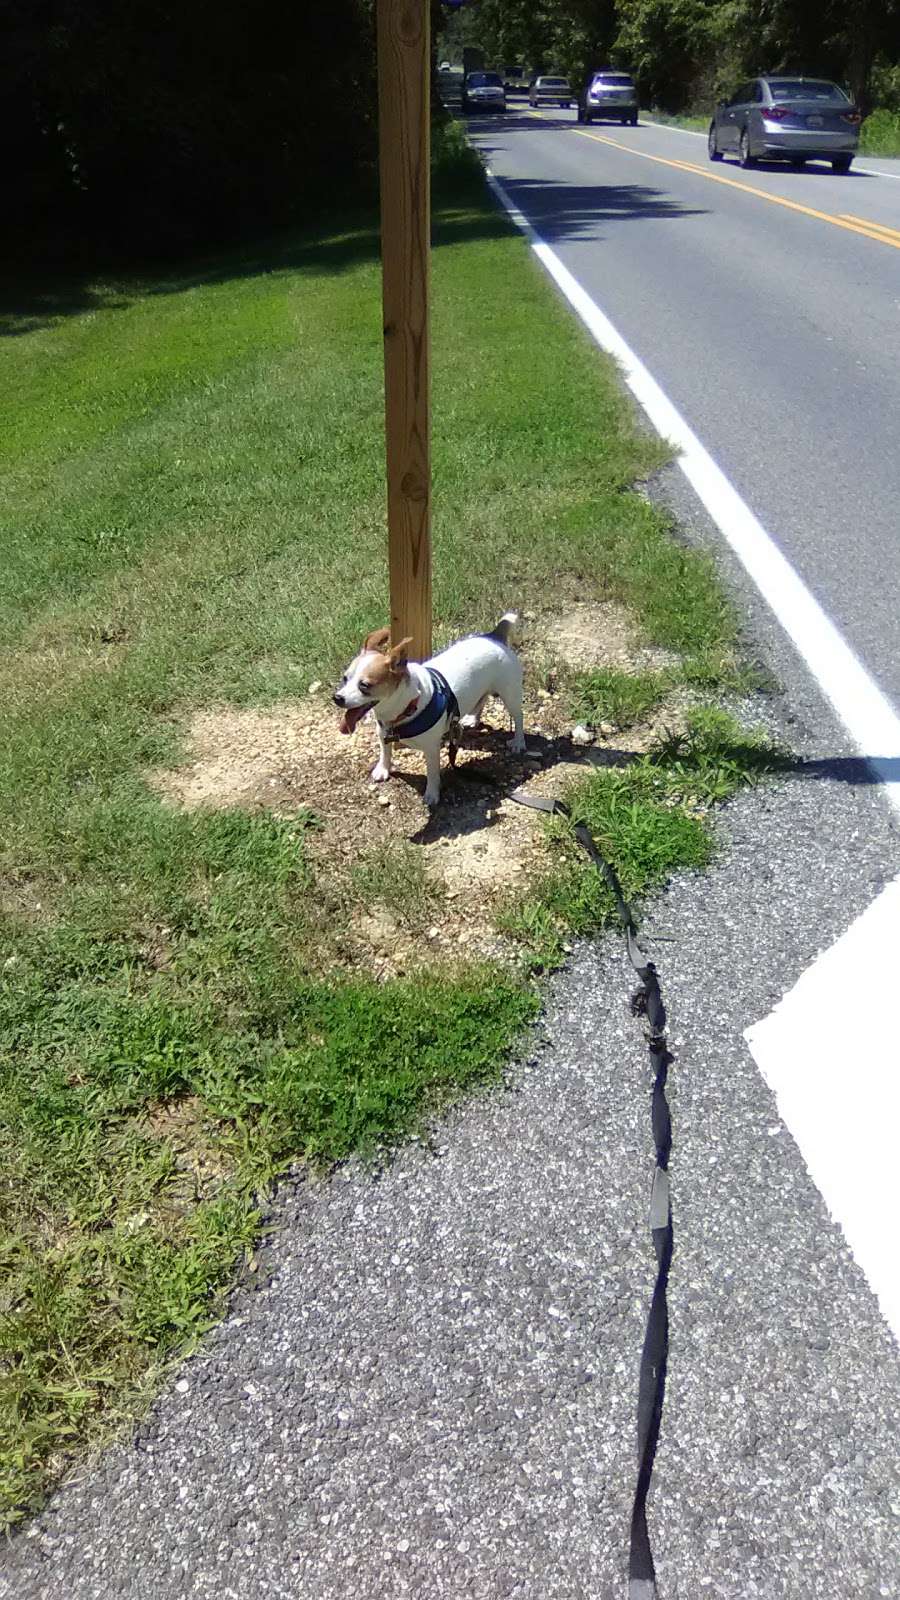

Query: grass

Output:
[643, 109, 709, 132]
[349, 842, 445, 930]
[0, 128, 757, 1526]
[569, 666, 669, 731]
[860, 108, 900, 157]
[501, 709, 788, 971]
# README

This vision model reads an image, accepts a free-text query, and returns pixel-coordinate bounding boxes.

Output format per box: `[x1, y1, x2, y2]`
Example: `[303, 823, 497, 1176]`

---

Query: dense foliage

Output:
[445, 0, 900, 113]
[4, 0, 379, 259]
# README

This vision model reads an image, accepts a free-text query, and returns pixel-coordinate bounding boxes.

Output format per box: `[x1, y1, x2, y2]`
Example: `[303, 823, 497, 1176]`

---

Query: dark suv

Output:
[578, 70, 639, 126]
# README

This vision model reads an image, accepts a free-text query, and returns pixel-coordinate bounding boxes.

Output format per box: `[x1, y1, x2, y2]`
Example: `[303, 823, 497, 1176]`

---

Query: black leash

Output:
[509, 789, 673, 1600]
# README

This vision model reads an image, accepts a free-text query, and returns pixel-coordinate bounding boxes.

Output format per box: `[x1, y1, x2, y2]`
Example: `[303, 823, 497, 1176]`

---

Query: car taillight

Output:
[842, 110, 861, 124]
[763, 105, 791, 120]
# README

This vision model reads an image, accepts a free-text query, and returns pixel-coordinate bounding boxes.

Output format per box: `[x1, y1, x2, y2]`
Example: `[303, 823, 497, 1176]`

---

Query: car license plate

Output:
[807, 114, 824, 127]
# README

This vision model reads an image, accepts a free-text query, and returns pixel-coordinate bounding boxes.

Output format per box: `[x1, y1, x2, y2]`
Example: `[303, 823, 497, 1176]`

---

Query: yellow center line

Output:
[524, 110, 900, 251]
[840, 213, 900, 241]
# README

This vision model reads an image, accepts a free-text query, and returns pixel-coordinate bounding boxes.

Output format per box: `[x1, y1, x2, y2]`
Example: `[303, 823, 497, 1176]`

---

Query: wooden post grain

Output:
[376, 0, 432, 661]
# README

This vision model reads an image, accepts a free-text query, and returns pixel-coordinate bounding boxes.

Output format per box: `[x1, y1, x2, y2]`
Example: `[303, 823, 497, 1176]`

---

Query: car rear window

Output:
[593, 74, 635, 87]
[540, 78, 567, 86]
[768, 79, 848, 102]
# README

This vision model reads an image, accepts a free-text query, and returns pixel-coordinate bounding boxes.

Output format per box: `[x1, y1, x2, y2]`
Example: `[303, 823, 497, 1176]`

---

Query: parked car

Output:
[528, 76, 574, 109]
[461, 71, 507, 114]
[708, 76, 860, 172]
[578, 70, 639, 125]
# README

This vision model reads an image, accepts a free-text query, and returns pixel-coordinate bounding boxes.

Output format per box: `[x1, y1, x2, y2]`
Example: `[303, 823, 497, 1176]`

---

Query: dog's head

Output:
[333, 629, 413, 734]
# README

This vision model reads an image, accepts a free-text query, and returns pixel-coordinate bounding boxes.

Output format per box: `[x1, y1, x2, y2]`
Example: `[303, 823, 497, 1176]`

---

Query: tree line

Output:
[4, 0, 383, 261]
[445, 0, 900, 115]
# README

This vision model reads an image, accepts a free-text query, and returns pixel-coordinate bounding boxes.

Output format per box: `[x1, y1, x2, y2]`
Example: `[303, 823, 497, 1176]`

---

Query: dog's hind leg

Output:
[459, 695, 488, 731]
[498, 668, 526, 752]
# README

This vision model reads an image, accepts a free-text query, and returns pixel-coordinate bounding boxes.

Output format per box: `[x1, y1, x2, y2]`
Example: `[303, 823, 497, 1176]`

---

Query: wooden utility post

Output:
[376, 0, 432, 661]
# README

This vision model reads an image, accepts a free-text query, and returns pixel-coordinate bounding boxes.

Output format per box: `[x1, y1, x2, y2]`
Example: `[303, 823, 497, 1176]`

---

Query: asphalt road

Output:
[468, 110, 900, 717]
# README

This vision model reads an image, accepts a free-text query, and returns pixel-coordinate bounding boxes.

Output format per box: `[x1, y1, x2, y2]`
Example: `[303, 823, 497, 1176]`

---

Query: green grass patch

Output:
[0, 142, 754, 1524]
[501, 709, 786, 970]
[349, 842, 445, 930]
[569, 666, 669, 731]
[643, 109, 709, 132]
[860, 108, 900, 157]
[1, 947, 535, 1523]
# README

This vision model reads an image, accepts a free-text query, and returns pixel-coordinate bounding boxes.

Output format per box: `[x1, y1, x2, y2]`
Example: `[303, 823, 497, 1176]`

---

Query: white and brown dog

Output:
[334, 612, 526, 806]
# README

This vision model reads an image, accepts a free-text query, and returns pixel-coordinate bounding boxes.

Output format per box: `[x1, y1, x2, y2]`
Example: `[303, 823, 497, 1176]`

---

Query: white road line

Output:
[745, 876, 900, 1344]
[638, 118, 705, 138]
[486, 164, 900, 1345]
[485, 167, 900, 815]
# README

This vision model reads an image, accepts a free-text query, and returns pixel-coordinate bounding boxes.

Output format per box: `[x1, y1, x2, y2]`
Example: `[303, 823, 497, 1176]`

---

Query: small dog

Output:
[334, 612, 526, 806]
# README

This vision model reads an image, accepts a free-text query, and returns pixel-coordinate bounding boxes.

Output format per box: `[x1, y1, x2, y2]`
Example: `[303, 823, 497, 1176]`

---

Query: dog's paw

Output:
[424, 788, 441, 808]
[458, 713, 480, 730]
[509, 735, 527, 754]
[370, 761, 391, 783]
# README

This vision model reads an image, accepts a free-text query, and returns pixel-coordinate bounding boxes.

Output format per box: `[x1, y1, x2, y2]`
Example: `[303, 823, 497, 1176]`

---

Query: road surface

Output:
[469, 110, 900, 715]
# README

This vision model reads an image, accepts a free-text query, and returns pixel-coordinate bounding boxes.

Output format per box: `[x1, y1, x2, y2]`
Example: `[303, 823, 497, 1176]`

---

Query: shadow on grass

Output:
[1, 156, 706, 337]
[0, 179, 514, 338]
[0, 281, 132, 338]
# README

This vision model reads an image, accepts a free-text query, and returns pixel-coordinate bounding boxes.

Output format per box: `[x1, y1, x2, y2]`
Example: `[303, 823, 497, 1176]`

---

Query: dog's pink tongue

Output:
[339, 706, 367, 735]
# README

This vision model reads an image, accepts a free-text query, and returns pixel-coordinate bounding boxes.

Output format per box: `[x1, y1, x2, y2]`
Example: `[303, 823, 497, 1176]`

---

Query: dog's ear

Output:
[363, 627, 391, 654]
[388, 636, 413, 671]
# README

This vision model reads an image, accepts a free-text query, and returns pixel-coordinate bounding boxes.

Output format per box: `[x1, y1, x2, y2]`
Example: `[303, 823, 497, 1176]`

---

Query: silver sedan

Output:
[708, 76, 861, 173]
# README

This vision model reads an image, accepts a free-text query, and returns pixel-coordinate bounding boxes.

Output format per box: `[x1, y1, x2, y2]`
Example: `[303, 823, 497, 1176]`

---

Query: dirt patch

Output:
[147, 603, 682, 976]
[140, 1096, 235, 1212]
[0, 872, 54, 929]
[528, 600, 678, 675]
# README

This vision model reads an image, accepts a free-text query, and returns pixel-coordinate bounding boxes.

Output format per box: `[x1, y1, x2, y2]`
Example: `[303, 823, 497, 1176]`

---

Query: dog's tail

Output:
[486, 611, 518, 645]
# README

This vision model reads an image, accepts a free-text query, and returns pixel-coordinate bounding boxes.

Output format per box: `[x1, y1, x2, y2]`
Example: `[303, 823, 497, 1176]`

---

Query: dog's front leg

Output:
[422, 740, 442, 807]
[371, 722, 393, 784]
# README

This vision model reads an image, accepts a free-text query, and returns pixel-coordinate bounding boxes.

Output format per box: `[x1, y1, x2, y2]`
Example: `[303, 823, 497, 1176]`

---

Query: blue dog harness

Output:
[385, 668, 459, 742]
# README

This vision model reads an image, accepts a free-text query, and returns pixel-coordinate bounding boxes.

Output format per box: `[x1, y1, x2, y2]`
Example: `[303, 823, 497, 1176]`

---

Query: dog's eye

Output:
[359, 680, 371, 694]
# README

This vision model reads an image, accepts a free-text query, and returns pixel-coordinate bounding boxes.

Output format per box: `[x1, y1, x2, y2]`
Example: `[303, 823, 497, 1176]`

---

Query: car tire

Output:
[708, 123, 722, 161]
[832, 155, 853, 173]
[584, 110, 592, 124]
[629, 114, 638, 126]
[739, 128, 755, 168]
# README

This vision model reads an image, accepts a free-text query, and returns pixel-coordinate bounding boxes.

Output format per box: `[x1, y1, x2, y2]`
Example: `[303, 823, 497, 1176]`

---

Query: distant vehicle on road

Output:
[578, 70, 639, 125]
[462, 72, 507, 114]
[439, 61, 452, 73]
[708, 76, 860, 172]
[503, 64, 528, 93]
[528, 76, 574, 109]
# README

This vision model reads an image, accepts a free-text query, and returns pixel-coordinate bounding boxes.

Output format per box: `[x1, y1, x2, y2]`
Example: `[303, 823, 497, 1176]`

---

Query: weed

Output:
[502, 707, 785, 966]
[349, 842, 444, 930]
[569, 666, 669, 730]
